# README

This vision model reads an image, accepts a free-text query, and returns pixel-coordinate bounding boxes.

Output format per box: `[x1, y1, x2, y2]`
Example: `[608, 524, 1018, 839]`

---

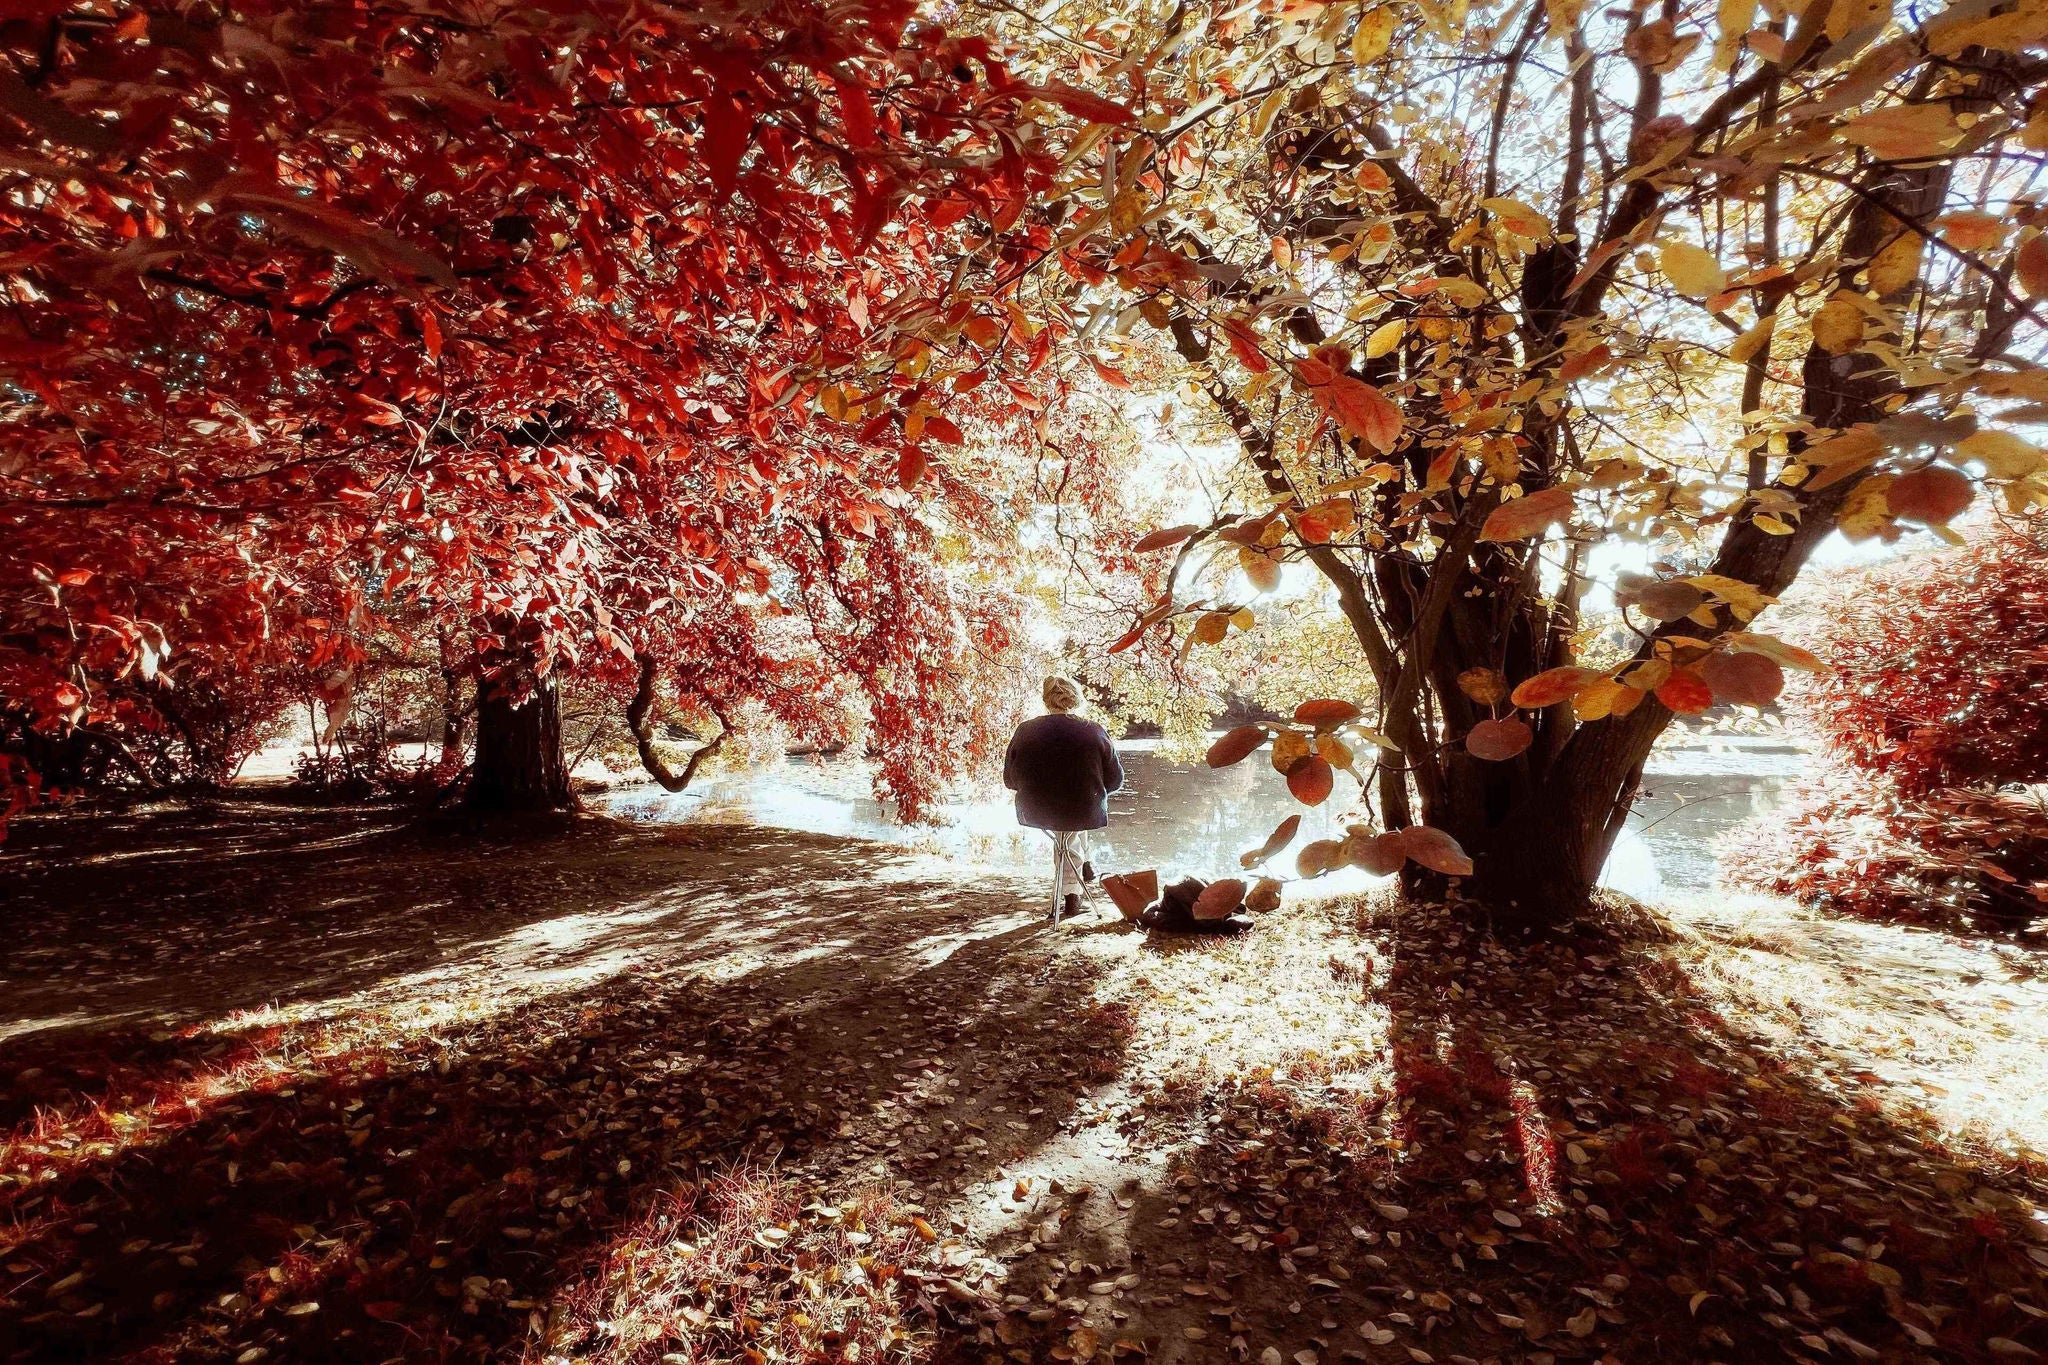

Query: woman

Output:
[1002, 675, 1124, 924]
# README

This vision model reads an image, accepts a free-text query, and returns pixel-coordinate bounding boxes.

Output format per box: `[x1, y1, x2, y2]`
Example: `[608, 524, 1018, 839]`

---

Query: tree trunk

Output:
[468, 658, 571, 812]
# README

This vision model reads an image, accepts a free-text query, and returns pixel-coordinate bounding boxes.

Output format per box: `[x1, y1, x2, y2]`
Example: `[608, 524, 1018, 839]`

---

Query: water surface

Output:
[603, 734, 1804, 899]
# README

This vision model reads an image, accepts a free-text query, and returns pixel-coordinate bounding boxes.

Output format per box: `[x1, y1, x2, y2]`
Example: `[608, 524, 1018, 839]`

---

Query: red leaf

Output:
[1206, 724, 1268, 767]
[703, 88, 751, 199]
[898, 445, 928, 489]
[1888, 465, 1973, 524]
[1192, 878, 1246, 920]
[1465, 717, 1534, 761]
[1019, 82, 1139, 126]
[1286, 755, 1335, 806]
[1222, 316, 1270, 374]
[1133, 524, 1198, 552]
[1293, 698, 1362, 729]
[836, 79, 877, 150]
[922, 415, 964, 445]
[1700, 650, 1785, 707]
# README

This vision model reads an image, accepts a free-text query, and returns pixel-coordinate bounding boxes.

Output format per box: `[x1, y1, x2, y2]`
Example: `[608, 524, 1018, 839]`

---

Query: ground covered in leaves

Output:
[4, 798, 2047, 1365]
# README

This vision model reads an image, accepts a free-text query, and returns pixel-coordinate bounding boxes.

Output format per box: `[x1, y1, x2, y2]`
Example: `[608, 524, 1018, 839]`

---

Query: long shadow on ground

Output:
[2, 800, 1131, 1363]
[8, 803, 2048, 1365]
[1046, 899, 2048, 1364]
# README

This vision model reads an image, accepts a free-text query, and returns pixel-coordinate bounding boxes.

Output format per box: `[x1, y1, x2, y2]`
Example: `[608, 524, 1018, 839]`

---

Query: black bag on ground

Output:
[1139, 876, 1253, 936]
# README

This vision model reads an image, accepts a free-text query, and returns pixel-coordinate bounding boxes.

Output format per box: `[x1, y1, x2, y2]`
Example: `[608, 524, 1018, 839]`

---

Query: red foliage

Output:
[1795, 527, 2048, 797]
[1, 1, 1076, 822]
[1724, 527, 2048, 921]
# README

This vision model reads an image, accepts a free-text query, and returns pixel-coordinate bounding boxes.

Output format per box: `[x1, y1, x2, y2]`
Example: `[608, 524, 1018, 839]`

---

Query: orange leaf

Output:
[1509, 665, 1604, 709]
[1479, 486, 1574, 542]
[1241, 813, 1302, 868]
[1397, 825, 1474, 876]
[1298, 359, 1401, 452]
[1102, 871, 1157, 919]
[1089, 356, 1134, 389]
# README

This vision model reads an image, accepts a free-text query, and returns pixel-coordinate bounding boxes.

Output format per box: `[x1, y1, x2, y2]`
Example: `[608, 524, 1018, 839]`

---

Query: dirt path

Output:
[4, 800, 2047, 1365]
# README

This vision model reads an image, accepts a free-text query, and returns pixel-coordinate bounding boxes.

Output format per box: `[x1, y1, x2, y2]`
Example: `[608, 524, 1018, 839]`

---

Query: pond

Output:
[601, 733, 1805, 902]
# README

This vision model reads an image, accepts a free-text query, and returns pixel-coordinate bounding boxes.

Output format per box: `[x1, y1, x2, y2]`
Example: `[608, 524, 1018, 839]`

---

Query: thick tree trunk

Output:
[468, 660, 571, 812]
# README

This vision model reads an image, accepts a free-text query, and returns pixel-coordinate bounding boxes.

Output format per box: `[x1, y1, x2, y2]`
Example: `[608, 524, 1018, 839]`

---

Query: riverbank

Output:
[4, 800, 2046, 1364]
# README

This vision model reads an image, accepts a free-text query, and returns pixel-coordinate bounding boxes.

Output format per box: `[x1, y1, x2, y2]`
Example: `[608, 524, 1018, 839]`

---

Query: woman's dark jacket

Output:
[1002, 714, 1124, 831]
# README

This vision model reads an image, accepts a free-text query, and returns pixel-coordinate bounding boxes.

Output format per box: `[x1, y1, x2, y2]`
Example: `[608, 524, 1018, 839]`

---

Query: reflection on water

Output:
[602, 734, 1806, 898]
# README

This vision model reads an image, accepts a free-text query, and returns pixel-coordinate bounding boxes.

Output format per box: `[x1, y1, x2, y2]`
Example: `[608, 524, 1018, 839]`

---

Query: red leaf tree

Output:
[1, 0, 1071, 818]
[1724, 525, 2048, 922]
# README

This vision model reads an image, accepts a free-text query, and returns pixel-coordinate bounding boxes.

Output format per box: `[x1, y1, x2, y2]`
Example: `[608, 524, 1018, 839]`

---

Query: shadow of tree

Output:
[9, 803, 2047, 1365]
[2, 801, 1136, 1363]
[1118, 900, 2048, 1363]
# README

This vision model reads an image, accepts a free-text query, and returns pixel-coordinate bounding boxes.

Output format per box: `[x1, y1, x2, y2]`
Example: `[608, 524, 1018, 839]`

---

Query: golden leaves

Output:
[1351, 5, 1398, 63]
[1659, 241, 1727, 298]
[1811, 293, 1866, 355]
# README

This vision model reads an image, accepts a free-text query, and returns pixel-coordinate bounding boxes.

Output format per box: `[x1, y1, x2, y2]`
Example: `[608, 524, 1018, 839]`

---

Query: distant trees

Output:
[1726, 524, 2048, 922]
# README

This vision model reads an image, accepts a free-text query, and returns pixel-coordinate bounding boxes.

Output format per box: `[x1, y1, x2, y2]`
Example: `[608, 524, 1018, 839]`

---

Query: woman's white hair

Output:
[1042, 675, 1084, 713]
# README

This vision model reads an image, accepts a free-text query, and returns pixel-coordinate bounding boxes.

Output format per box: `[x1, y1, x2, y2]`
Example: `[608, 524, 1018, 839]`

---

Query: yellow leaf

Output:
[1480, 196, 1550, 239]
[1825, 0, 1888, 40]
[1686, 573, 1776, 620]
[1271, 729, 1311, 775]
[1352, 6, 1397, 63]
[1728, 632, 1825, 672]
[2025, 104, 2048, 153]
[1837, 472, 1894, 541]
[1729, 314, 1775, 365]
[1714, 0, 1755, 68]
[1811, 293, 1865, 355]
[1867, 232, 1923, 297]
[1572, 679, 1627, 722]
[1956, 429, 2045, 479]
[1660, 241, 1726, 297]
[1365, 318, 1406, 358]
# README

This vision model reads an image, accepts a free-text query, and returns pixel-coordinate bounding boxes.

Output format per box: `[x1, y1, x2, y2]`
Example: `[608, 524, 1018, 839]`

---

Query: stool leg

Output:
[1049, 831, 1072, 926]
